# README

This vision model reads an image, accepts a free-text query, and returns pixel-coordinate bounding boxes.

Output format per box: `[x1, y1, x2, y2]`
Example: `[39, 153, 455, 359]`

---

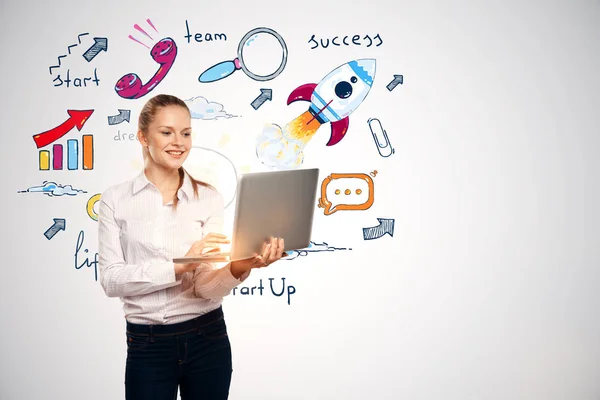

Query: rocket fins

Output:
[287, 83, 317, 105]
[327, 117, 349, 146]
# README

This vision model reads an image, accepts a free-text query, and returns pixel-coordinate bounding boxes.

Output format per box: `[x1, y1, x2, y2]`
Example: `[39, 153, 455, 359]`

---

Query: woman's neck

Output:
[144, 165, 181, 195]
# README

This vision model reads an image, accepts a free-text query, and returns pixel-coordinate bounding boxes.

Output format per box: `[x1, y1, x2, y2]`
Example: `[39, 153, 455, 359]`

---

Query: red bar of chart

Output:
[53, 144, 63, 170]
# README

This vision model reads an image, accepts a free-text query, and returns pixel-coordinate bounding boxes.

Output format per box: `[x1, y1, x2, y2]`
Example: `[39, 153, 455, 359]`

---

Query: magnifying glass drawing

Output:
[199, 27, 288, 83]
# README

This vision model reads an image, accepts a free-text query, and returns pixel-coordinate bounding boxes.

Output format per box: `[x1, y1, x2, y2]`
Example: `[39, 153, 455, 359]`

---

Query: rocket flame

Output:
[256, 111, 322, 169]
[285, 111, 322, 145]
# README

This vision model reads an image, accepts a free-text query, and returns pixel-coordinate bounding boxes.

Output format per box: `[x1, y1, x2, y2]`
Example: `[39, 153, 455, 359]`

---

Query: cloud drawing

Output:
[185, 96, 238, 120]
[18, 181, 87, 197]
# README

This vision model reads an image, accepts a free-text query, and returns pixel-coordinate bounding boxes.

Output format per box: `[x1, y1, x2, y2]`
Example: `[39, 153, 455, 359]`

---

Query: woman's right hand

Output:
[174, 232, 230, 275]
[229, 237, 287, 279]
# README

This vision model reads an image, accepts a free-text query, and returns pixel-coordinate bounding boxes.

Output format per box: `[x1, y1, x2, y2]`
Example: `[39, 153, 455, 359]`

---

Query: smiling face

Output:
[138, 105, 192, 171]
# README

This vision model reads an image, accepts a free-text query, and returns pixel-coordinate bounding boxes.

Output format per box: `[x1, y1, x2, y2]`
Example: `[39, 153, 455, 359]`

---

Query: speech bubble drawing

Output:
[317, 173, 374, 215]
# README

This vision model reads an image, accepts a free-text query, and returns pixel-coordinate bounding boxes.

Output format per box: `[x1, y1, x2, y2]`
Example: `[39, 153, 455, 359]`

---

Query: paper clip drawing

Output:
[368, 118, 394, 157]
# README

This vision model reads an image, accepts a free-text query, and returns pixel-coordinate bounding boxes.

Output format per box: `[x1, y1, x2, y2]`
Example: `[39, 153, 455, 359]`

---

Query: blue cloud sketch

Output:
[18, 181, 87, 197]
[185, 96, 238, 120]
[284, 241, 352, 260]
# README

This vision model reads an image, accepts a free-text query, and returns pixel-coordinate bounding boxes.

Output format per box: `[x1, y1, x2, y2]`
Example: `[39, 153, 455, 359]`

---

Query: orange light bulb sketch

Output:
[318, 173, 374, 215]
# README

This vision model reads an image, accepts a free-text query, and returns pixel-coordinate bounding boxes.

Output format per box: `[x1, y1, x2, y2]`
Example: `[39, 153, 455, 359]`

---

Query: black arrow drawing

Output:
[44, 218, 66, 240]
[82, 37, 108, 62]
[386, 75, 403, 92]
[107, 109, 131, 125]
[251, 89, 272, 110]
[362, 218, 394, 240]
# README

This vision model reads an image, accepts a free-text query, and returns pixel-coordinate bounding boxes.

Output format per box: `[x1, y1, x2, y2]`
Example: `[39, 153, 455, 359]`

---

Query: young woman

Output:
[97, 94, 285, 399]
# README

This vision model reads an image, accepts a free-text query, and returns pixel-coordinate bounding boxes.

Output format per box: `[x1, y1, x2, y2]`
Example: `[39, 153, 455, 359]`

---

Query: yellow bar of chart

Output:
[39, 150, 50, 170]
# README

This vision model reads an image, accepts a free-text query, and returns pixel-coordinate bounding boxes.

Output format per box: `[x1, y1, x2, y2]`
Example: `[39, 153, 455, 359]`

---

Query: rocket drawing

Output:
[286, 59, 376, 146]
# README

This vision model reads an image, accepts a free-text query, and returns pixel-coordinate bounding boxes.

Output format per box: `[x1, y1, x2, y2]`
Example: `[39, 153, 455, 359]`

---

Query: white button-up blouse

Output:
[97, 170, 249, 325]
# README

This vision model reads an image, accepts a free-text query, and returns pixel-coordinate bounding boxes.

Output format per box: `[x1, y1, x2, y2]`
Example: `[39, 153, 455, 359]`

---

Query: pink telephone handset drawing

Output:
[115, 37, 177, 99]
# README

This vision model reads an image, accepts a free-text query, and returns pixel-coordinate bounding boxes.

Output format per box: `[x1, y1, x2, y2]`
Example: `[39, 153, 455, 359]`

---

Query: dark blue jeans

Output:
[124, 306, 233, 400]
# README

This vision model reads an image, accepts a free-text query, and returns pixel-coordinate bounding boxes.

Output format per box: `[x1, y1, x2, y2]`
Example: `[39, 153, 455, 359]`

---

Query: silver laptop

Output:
[173, 168, 319, 263]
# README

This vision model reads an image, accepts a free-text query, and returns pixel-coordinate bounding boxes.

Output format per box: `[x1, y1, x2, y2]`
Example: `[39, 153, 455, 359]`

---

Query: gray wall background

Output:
[1, 0, 598, 399]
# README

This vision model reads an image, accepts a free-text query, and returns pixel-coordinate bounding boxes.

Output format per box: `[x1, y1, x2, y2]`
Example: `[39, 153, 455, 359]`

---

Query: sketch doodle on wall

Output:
[283, 241, 352, 260]
[82, 37, 108, 62]
[75, 230, 99, 281]
[318, 173, 375, 215]
[49, 32, 89, 75]
[251, 89, 272, 110]
[185, 96, 238, 120]
[198, 27, 287, 83]
[32, 110, 95, 171]
[386, 74, 403, 91]
[363, 218, 394, 240]
[115, 20, 177, 99]
[18, 182, 87, 197]
[107, 109, 131, 125]
[26, 14, 397, 287]
[308, 33, 383, 49]
[368, 118, 394, 157]
[232, 277, 296, 305]
[256, 59, 376, 169]
[86, 194, 101, 221]
[44, 218, 66, 240]
[49, 32, 106, 88]
[184, 20, 228, 44]
[33, 110, 94, 149]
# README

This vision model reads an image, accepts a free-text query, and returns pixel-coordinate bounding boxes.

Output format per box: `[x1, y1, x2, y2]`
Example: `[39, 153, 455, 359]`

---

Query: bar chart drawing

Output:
[33, 109, 95, 171]
[38, 134, 94, 171]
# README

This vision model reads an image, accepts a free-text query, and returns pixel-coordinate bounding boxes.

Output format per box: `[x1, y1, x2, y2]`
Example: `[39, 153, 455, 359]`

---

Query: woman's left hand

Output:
[230, 237, 287, 278]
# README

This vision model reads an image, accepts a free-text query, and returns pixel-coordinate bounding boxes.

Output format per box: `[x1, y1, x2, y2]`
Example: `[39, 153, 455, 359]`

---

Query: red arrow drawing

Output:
[32, 109, 94, 148]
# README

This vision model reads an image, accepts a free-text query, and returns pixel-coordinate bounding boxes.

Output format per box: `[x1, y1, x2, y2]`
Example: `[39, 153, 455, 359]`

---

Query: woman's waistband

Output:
[126, 306, 224, 337]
